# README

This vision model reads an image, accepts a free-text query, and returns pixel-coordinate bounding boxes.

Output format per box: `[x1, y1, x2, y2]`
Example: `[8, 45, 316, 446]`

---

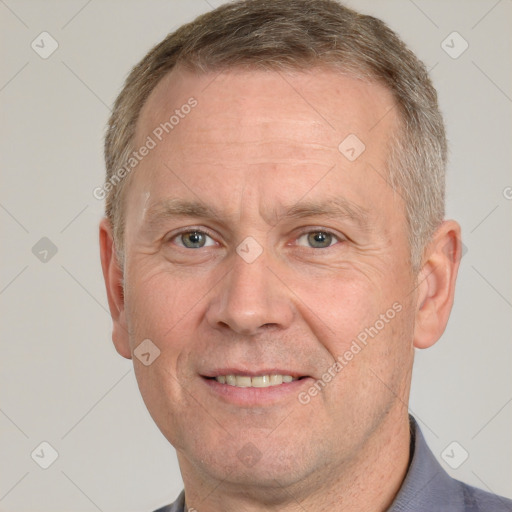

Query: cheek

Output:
[123, 265, 205, 408]
[133, 359, 204, 452]
[290, 271, 389, 348]
[293, 267, 415, 396]
[124, 262, 210, 343]
[326, 295, 415, 400]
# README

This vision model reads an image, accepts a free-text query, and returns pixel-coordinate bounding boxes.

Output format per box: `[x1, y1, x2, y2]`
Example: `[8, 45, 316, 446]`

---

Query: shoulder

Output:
[389, 416, 512, 511]
[455, 479, 512, 511]
[151, 490, 185, 512]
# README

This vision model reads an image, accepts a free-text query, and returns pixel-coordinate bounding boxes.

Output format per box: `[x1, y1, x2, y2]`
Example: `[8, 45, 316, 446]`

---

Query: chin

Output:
[187, 436, 319, 491]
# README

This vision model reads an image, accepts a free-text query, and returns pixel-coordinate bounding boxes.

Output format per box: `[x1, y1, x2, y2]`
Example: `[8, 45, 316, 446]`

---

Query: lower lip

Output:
[202, 376, 313, 406]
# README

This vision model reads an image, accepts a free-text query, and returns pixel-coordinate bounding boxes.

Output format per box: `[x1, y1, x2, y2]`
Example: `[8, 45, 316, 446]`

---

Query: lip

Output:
[201, 368, 307, 378]
[201, 375, 314, 406]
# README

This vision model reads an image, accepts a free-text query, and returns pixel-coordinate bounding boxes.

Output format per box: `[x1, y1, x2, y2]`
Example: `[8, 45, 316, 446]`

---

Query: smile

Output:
[213, 374, 299, 388]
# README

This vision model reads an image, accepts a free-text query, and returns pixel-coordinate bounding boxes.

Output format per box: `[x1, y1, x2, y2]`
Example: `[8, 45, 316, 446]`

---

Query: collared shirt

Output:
[153, 416, 512, 511]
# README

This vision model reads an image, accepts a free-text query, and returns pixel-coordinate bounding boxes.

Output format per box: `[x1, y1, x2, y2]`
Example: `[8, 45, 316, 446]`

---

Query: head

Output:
[100, 0, 461, 504]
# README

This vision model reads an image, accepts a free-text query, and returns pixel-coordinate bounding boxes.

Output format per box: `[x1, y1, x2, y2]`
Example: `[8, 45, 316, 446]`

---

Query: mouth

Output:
[204, 373, 305, 388]
[201, 370, 312, 406]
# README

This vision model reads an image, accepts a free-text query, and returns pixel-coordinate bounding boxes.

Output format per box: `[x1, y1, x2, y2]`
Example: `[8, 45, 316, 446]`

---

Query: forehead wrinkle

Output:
[167, 137, 339, 167]
[264, 197, 372, 232]
[140, 195, 372, 235]
[143, 198, 226, 228]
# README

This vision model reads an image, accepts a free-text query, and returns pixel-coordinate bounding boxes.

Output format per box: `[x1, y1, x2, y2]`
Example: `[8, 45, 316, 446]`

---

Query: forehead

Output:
[136, 65, 397, 151]
[129, 66, 400, 222]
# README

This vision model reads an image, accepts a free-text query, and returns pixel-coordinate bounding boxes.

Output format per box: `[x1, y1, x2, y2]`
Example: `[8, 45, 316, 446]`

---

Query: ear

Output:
[413, 220, 462, 349]
[99, 218, 132, 359]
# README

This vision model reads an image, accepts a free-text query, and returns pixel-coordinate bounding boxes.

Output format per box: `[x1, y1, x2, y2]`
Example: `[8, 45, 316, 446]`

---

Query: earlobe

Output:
[99, 218, 132, 359]
[413, 220, 462, 350]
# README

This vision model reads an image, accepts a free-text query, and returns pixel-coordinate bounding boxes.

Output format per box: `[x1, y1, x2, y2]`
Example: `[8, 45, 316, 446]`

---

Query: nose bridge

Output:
[206, 247, 293, 335]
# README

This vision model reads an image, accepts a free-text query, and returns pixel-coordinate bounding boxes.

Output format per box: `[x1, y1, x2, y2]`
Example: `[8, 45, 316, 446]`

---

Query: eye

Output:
[173, 230, 216, 249]
[296, 230, 339, 249]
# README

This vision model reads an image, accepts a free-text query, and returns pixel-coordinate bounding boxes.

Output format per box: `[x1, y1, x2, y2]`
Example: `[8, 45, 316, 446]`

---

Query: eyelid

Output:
[167, 226, 220, 247]
[292, 227, 346, 245]
[165, 226, 346, 248]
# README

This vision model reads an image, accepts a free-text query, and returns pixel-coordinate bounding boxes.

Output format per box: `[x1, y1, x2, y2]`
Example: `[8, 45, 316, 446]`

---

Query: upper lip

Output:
[201, 368, 308, 378]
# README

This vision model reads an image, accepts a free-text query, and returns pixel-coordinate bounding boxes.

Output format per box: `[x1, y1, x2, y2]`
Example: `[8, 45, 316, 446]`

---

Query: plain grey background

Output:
[1, 0, 511, 511]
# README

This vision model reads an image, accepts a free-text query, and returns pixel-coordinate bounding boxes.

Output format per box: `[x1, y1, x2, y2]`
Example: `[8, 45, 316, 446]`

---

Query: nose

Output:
[205, 251, 294, 336]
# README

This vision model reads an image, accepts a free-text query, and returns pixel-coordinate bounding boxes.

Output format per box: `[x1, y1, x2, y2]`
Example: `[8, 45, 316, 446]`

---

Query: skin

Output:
[100, 67, 462, 511]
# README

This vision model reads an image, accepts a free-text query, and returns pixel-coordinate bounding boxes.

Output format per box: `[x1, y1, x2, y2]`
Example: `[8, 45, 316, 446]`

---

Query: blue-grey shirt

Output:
[153, 417, 512, 511]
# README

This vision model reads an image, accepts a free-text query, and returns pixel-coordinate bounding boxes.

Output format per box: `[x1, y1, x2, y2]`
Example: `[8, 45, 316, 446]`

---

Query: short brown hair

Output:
[104, 0, 446, 270]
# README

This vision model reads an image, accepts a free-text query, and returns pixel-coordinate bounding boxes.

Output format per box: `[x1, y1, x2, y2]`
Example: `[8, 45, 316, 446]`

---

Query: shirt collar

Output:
[388, 415, 465, 511]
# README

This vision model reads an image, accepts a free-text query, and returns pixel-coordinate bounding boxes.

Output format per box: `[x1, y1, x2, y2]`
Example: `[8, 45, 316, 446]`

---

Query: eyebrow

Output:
[276, 197, 371, 231]
[145, 198, 221, 224]
[143, 196, 371, 231]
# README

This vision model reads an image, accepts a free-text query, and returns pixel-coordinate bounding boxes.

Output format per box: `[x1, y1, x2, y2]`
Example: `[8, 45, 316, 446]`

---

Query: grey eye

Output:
[177, 231, 214, 249]
[297, 231, 336, 248]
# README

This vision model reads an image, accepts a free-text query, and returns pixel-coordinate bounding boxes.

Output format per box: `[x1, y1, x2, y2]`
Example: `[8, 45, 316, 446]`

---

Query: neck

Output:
[178, 407, 411, 512]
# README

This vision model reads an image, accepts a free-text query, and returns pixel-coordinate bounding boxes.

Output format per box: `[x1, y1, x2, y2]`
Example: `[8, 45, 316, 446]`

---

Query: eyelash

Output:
[168, 227, 218, 248]
[168, 227, 344, 249]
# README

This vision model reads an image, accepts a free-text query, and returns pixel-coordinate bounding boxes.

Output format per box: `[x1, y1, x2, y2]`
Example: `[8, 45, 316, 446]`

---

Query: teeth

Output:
[252, 375, 269, 387]
[236, 376, 252, 387]
[214, 374, 298, 388]
[269, 374, 283, 385]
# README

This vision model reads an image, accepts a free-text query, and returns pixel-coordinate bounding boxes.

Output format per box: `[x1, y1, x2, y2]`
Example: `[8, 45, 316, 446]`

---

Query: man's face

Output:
[120, 68, 418, 491]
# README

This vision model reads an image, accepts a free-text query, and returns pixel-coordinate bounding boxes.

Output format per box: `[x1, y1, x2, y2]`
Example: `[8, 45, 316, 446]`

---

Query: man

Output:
[99, 0, 512, 510]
